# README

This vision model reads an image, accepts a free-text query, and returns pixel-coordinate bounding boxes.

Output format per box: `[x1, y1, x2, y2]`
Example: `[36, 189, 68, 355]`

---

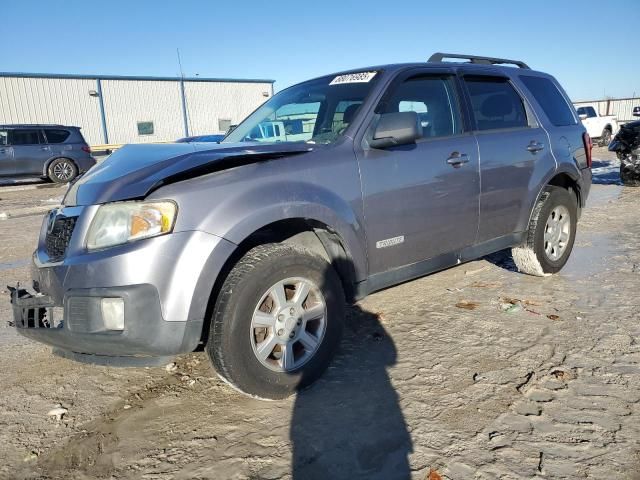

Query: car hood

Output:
[64, 142, 313, 206]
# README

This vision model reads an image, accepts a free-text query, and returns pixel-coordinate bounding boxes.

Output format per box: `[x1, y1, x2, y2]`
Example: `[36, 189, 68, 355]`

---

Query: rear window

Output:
[9, 129, 41, 145]
[464, 76, 528, 131]
[520, 76, 577, 127]
[44, 129, 71, 143]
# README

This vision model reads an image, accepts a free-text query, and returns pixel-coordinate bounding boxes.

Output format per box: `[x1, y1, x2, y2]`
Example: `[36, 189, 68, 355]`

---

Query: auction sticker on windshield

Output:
[329, 71, 377, 85]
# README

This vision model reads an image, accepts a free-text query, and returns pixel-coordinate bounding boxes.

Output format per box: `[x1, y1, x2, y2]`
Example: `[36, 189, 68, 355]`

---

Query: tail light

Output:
[81, 145, 91, 153]
[582, 132, 593, 168]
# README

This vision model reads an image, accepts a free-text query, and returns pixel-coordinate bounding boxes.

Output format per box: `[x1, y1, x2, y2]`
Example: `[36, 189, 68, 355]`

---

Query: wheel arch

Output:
[525, 169, 583, 231]
[193, 217, 361, 347]
[42, 156, 78, 177]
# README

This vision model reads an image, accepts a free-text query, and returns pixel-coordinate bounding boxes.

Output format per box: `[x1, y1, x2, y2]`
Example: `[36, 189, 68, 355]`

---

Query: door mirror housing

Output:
[578, 113, 588, 121]
[369, 112, 422, 149]
[632, 106, 640, 117]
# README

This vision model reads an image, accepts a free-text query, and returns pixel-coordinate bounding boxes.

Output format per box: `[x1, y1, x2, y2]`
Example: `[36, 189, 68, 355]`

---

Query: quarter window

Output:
[520, 76, 577, 127]
[9, 129, 42, 145]
[0, 130, 7, 146]
[377, 75, 461, 138]
[464, 77, 528, 131]
[44, 129, 71, 144]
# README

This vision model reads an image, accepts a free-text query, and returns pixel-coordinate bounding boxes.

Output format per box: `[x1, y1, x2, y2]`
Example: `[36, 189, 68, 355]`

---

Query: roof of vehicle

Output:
[309, 53, 547, 83]
[0, 124, 80, 129]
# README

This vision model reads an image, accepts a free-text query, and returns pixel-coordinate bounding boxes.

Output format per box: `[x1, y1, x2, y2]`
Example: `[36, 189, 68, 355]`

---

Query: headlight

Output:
[86, 200, 177, 250]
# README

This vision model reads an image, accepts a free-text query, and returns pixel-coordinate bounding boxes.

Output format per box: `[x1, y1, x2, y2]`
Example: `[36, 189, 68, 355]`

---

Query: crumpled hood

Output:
[64, 142, 313, 206]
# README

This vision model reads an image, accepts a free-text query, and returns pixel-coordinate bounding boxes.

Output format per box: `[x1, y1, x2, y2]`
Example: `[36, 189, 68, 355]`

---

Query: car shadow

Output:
[290, 261, 412, 479]
[483, 248, 518, 272]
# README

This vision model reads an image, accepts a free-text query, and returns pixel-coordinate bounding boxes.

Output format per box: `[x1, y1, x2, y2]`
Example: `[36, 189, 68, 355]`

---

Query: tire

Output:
[47, 158, 78, 183]
[512, 186, 577, 276]
[600, 128, 612, 147]
[207, 243, 345, 399]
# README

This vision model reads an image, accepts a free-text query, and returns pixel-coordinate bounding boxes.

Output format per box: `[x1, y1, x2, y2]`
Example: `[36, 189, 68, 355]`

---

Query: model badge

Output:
[376, 235, 405, 249]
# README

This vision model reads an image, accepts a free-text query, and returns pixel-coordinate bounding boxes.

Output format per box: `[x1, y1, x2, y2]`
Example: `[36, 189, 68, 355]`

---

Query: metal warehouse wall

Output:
[184, 81, 271, 135]
[101, 79, 184, 144]
[0, 76, 104, 144]
[0, 74, 274, 146]
[574, 97, 640, 124]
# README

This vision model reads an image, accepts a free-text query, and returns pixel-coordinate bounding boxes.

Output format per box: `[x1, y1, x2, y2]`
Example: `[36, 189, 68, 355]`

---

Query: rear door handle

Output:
[527, 141, 545, 153]
[447, 152, 470, 168]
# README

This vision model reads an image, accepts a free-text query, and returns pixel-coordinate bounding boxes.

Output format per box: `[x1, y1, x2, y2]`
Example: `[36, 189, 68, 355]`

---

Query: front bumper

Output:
[11, 284, 202, 365]
[12, 205, 236, 364]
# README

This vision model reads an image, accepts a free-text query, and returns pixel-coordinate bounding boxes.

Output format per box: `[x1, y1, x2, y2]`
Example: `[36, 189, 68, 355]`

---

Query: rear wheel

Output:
[512, 186, 577, 276]
[600, 127, 612, 146]
[47, 158, 78, 183]
[207, 243, 345, 399]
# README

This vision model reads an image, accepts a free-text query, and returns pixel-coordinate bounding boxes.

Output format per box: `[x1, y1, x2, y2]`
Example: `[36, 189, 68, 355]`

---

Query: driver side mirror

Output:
[369, 111, 422, 149]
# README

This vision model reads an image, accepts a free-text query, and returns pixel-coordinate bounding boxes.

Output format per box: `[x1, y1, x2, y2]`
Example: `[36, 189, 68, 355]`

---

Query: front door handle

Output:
[447, 152, 470, 168]
[527, 141, 545, 153]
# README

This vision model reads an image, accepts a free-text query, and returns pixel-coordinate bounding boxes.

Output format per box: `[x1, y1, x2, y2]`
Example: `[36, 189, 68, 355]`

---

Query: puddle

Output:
[0, 258, 31, 272]
[587, 184, 623, 208]
[560, 233, 616, 279]
[591, 158, 621, 186]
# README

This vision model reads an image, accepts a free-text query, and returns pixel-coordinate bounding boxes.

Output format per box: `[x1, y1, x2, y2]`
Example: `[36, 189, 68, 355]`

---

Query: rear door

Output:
[10, 129, 50, 176]
[0, 129, 14, 176]
[461, 74, 555, 243]
[356, 69, 480, 275]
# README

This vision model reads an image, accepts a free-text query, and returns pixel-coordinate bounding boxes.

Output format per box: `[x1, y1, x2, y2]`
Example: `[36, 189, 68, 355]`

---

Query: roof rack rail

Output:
[428, 52, 530, 69]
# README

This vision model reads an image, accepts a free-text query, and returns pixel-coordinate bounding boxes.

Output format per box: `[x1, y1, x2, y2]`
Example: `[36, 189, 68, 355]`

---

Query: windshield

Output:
[223, 71, 380, 145]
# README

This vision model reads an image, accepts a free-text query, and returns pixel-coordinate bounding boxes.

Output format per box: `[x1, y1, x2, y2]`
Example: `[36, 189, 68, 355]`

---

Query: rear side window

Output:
[9, 129, 42, 145]
[0, 130, 7, 145]
[521, 76, 577, 126]
[377, 75, 462, 138]
[576, 106, 597, 118]
[464, 76, 528, 131]
[44, 129, 71, 143]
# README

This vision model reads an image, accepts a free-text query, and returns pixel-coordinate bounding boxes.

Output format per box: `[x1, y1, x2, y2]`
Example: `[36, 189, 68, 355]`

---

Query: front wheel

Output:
[600, 128, 612, 147]
[512, 186, 577, 276]
[207, 243, 345, 399]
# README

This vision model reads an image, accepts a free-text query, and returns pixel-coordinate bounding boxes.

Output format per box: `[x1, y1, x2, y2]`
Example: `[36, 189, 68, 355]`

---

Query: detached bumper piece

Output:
[9, 285, 61, 329]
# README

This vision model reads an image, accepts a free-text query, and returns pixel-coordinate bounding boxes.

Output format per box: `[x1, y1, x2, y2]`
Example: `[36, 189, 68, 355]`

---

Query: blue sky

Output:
[4, 0, 639, 100]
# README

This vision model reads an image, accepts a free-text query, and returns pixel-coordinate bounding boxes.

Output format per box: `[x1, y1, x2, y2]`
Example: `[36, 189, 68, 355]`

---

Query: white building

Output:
[0, 72, 274, 146]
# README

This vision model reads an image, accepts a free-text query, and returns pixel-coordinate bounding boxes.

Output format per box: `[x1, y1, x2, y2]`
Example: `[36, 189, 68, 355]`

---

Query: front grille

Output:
[45, 215, 77, 261]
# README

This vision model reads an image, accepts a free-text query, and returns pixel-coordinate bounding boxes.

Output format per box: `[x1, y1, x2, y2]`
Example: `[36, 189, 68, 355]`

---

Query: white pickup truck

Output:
[575, 104, 619, 146]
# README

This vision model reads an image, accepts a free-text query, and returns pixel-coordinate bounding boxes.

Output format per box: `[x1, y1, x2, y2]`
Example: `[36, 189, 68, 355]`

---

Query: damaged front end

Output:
[9, 284, 61, 329]
[609, 120, 640, 186]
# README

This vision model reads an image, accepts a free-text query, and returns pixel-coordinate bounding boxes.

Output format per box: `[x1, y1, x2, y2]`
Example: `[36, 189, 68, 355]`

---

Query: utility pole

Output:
[177, 48, 190, 137]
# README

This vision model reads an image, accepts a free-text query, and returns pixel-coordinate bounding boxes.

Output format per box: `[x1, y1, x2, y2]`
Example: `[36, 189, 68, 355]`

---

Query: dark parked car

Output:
[11, 53, 591, 399]
[0, 124, 96, 183]
[176, 134, 225, 143]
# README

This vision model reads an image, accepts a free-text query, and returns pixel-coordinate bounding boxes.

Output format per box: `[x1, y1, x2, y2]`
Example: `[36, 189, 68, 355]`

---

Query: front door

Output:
[0, 129, 14, 176]
[356, 71, 480, 275]
[10, 129, 50, 176]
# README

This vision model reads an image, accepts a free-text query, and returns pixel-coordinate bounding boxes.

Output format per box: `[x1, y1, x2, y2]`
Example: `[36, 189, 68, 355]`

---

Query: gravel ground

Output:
[0, 148, 639, 479]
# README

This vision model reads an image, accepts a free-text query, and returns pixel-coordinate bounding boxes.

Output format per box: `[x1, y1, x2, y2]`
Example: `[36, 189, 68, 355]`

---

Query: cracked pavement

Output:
[0, 148, 639, 479]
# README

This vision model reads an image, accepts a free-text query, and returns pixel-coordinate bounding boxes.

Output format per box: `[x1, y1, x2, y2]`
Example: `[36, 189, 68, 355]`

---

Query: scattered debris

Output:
[47, 404, 68, 421]
[464, 265, 489, 276]
[456, 300, 479, 310]
[427, 468, 442, 480]
[123, 404, 132, 410]
[547, 314, 560, 321]
[22, 451, 38, 462]
[470, 281, 501, 288]
[165, 362, 178, 373]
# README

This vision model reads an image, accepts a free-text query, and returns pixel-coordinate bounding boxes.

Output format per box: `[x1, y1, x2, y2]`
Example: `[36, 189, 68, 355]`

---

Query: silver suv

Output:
[0, 124, 96, 182]
[11, 54, 592, 399]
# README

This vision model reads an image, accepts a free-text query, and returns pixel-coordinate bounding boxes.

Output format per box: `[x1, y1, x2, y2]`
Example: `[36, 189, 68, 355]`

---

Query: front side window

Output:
[9, 129, 41, 145]
[520, 76, 577, 127]
[376, 75, 461, 138]
[44, 129, 71, 144]
[223, 72, 380, 145]
[465, 76, 528, 131]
